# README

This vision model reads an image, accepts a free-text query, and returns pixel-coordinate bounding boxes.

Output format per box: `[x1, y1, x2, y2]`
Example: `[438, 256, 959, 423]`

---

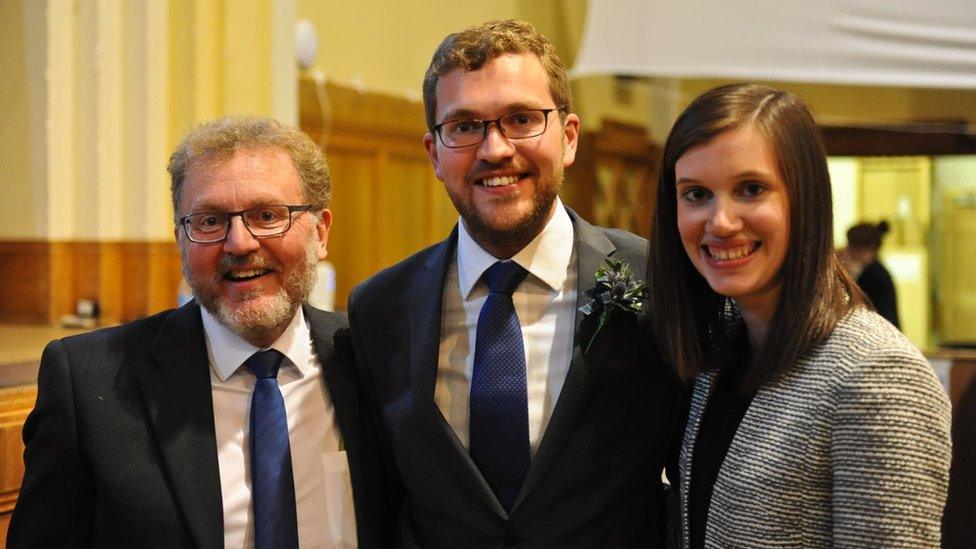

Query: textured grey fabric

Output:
[679, 308, 951, 548]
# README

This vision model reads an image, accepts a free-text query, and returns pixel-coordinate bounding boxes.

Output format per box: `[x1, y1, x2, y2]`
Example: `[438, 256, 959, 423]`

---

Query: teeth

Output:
[708, 244, 755, 261]
[227, 269, 267, 280]
[483, 175, 519, 187]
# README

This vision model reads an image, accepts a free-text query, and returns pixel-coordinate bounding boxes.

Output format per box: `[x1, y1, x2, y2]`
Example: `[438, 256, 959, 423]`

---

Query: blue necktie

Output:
[246, 349, 299, 549]
[470, 261, 531, 512]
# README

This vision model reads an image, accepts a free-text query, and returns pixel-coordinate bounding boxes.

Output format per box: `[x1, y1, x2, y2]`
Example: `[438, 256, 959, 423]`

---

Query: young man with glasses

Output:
[347, 19, 686, 547]
[9, 117, 394, 548]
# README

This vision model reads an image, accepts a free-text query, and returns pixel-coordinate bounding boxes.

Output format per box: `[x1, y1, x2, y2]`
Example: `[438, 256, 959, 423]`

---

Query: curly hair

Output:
[422, 19, 573, 131]
[649, 83, 864, 392]
[168, 116, 331, 218]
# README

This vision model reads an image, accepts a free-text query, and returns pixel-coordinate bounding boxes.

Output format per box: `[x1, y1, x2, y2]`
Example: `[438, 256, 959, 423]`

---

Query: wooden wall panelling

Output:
[381, 152, 454, 267]
[0, 386, 36, 520]
[326, 147, 381, 309]
[300, 77, 457, 310]
[120, 242, 154, 323]
[0, 242, 50, 324]
[565, 121, 660, 238]
[146, 241, 185, 318]
[99, 242, 125, 323]
[563, 129, 597, 223]
[118, 241, 183, 323]
[53, 241, 184, 324]
[0, 241, 182, 325]
[56, 242, 100, 322]
[47, 242, 74, 324]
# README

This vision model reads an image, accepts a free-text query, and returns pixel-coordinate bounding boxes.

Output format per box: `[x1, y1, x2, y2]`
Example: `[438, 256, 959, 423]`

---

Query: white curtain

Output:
[573, 0, 976, 89]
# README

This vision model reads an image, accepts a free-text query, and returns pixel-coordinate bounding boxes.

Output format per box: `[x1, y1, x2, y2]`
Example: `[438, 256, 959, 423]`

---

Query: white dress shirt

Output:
[436, 198, 578, 453]
[202, 306, 356, 548]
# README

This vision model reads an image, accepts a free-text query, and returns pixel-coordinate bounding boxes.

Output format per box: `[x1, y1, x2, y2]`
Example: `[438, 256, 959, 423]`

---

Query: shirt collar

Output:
[456, 197, 574, 299]
[200, 305, 313, 382]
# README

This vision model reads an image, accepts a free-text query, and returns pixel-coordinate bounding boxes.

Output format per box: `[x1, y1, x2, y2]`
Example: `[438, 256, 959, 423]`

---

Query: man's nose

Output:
[476, 123, 517, 163]
[222, 216, 261, 255]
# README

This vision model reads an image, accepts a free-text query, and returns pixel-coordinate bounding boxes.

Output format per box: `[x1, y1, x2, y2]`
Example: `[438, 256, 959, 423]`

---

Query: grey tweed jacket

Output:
[679, 308, 951, 548]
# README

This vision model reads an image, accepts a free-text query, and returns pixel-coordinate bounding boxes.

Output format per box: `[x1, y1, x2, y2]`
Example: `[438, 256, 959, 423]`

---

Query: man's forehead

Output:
[434, 52, 553, 118]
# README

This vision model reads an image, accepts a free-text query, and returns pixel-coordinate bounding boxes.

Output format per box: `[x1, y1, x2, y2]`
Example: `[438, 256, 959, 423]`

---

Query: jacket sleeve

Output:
[345, 288, 414, 548]
[829, 348, 951, 547]
[7, 339, 93, 548]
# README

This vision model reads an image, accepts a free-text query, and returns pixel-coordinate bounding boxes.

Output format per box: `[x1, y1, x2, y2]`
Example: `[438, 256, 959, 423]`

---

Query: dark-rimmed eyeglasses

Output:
[433, 107, 564, 148]
[179, 205, 318, 243]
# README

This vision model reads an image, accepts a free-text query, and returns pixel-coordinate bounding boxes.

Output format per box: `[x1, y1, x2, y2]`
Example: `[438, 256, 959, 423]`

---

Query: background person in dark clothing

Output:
[841, 220, 901, 328]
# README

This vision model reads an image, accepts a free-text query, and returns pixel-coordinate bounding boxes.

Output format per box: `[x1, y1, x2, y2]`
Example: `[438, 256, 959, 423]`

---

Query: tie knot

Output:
[483, 261, 529, 296]
[246, 349, 285, 379]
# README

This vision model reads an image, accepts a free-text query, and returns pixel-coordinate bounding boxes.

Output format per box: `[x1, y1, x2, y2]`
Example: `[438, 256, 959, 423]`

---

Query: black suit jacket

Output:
[348, 209, 687, 548]
[8, 302, 393, 548]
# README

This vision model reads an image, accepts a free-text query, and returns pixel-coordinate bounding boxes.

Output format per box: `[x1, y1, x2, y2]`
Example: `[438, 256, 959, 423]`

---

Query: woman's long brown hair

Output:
[649, 83, 864, 393]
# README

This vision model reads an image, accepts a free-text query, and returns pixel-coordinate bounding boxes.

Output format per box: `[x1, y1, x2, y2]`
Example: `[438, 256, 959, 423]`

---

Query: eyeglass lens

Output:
[184, 205, 294, 242]
[439, 109, 552, 147]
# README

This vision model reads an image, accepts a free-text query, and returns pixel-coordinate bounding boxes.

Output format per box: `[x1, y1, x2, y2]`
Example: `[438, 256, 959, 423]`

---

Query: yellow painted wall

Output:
[0, 0, 39, 239]
[932, 156, 976, 344]
[0, 0, 296, 242]
[295, 0, 663, 140]
[297, 0, 519, 100]
[828, 157, 859, 247]
[4, 0, 976, 245]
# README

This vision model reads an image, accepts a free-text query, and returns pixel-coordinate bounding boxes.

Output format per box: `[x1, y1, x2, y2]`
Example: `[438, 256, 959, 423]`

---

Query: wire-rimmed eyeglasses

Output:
[179, 204, 318, 243]
[433, 107, 564, 148]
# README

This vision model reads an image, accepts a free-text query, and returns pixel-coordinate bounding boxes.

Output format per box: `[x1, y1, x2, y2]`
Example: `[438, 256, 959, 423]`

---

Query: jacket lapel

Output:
[304, 305, 352, 444]
[138, 302, 224, 549]
[408, 229, 454, 409]
[409, 228, 507, 518]
[305, 306, 383, 540]
[679, 371, 718, 547]
[516, 211, 617, 506]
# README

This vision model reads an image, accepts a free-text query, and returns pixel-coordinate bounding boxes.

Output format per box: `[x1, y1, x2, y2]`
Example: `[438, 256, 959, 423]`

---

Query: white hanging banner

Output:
[573, 0, 976, 89]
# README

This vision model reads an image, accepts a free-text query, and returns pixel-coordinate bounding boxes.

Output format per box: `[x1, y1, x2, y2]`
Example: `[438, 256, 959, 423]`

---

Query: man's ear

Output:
[561, 113, 581, 168]
[315, 209, 333, 260]
[423, 132, 444, 181]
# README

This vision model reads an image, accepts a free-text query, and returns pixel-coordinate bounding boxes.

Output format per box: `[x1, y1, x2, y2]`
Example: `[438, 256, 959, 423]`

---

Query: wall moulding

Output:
[0, 241, 182, 325]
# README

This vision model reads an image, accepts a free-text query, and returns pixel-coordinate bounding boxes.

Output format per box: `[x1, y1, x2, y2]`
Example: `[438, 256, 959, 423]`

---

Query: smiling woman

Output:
[674, 125, 790, 340]
[648, 83, 952, 547]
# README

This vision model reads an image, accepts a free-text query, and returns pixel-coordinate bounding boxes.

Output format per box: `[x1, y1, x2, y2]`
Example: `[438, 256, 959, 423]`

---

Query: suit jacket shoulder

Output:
[305, 304, 399, 549]
[349, 229, 456, 312]
[303, 304, 348, 357]
[568, 209, 647, 282]
[9, 303, 221, 548]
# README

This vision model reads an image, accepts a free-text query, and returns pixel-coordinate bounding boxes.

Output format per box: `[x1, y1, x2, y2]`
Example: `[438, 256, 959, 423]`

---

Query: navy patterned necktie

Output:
[470, 260, 531, 512]
[245, 349, 299, 549]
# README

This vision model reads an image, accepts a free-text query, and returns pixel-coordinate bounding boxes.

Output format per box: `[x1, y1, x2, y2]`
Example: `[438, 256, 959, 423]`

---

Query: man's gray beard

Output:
[183, 239, 319, 344]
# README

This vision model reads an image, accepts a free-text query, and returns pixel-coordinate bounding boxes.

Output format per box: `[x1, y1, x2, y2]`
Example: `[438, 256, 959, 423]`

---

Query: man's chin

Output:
[468, 208, 550, 246]
[207, 293, 298, 343]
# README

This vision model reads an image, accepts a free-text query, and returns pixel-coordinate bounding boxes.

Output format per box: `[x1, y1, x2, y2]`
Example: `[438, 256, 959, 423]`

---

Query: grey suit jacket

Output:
[679, 308, 951, 548]
[348, 208, 687, 548]
[8, 302, 394, 548]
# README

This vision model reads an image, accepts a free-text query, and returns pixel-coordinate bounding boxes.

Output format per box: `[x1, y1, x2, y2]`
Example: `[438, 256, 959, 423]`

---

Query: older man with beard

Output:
[9, 117, 395, 549]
